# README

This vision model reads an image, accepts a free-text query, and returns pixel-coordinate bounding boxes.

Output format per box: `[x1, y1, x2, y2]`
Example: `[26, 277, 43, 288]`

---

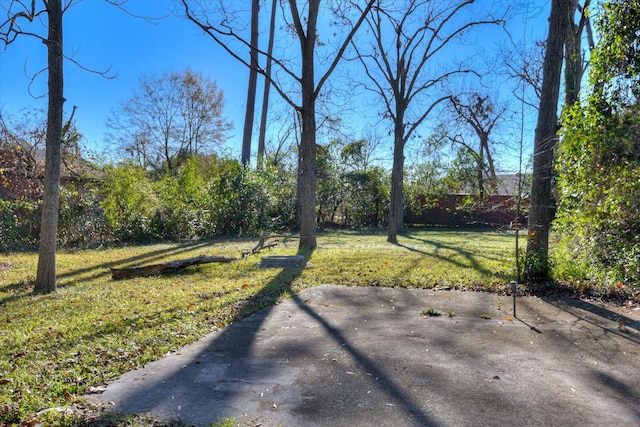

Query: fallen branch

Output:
[110, 255, 236, 280]
[242, 234, 291, 258]
[110, 235, 295, 280]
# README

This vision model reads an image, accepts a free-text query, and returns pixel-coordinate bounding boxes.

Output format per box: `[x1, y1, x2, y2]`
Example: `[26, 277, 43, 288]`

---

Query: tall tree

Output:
[1, 0, 68, 293]
[241, 0, 260, 165]
[525, 0, 571, 280]
[555, 0, 640, 285]
[257, 0, 277, 168]
[181, 0, 375, 249]
[107, 69, 232, 174]
[351, 0, 502, 243]
[447, 93, 505, 200]
[564, 0, 594, 106]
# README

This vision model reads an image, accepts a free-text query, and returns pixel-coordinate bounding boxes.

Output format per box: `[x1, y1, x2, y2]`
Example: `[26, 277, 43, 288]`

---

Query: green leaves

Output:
[98, 157, 297, 242]
[554, 1, 640, 286]
[556, 101, 640, 286]
[590, 0, 640, 106]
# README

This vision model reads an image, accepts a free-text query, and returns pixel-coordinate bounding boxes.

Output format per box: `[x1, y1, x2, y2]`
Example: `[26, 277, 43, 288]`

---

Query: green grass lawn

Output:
[0, 228, 517, 425]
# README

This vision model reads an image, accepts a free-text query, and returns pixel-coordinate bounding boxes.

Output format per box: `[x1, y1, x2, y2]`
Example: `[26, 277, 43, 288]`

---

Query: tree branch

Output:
[180, 0, 299, 111]
[314, 0, 376, 99]
[0, 0, 47, 46]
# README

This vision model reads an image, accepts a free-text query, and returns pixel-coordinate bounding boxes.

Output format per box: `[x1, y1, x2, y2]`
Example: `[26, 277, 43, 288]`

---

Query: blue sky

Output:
[1, 0, 551, 169]
[1, 0, 250, 157]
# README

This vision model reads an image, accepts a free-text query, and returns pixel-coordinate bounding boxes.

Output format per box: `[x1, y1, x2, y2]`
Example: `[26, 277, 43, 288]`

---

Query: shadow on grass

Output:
[91, 247, 438, 426]
[88, 247, 311, 422]
[0, 240, 217, 306]
[57, 240, 216, 282]
[394, 230, 512, 283]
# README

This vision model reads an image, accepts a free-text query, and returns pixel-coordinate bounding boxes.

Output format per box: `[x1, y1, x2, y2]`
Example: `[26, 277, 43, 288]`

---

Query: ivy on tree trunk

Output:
[525, 0, 571, 280]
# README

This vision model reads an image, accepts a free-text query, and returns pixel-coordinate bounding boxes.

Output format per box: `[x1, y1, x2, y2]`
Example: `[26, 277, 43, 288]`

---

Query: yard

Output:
[0, 228, 548, 424]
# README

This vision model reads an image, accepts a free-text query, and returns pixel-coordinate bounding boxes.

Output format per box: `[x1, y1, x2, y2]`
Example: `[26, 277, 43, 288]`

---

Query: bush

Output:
[97, 157, 297, 242]
[555, 104, 640, 287]
[100, 163, 157, 242]
[342, 167, 389, 228]
[208, 159, 286, 235]
[58, 185, 111, 247]
[0, 199, 40, 250]
[150, 158, 210, 240]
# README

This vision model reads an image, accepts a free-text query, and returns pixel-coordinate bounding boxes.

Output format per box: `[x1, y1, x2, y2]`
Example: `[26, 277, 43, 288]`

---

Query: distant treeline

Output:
[0, 152, 523, 250]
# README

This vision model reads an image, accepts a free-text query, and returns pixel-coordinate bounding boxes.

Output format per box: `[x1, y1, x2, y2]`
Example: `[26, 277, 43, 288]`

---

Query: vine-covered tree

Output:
[107, 69, 232, 174]
[564, 0, 594, 107]
[524, 0, 571, 280]
[555, 0, 640, 285]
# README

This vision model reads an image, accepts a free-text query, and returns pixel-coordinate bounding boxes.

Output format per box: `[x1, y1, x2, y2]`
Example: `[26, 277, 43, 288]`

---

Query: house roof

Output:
[456, 173, 530, 197]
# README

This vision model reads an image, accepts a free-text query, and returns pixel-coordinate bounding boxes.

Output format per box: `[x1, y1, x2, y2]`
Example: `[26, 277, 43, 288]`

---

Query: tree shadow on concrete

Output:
[591, 370, 640, 420]
[89, 247, 311, 424]
[285, 293, 436, 426]
[90, 247, 438, 426]
[543, 297, 640, 345]
[89, 282, 640, 426]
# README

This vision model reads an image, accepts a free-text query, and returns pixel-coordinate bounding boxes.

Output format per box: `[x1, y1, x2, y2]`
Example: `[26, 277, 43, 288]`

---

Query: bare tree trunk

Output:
[182, 0, 374, 250]
[387, 120, 405, 243]
[241, 0, 260, 166]
[478, 145, 485, 201]
[295, 115, 303, 232]
[35, 0, 64, 294]
[525, 0, 570, 280]
[564, 0, 592, 106]
[297, 0, 319, 250]
[298, 107, 317, 249]
[257, 0, 277, 169]
[481, 135, 496, 182]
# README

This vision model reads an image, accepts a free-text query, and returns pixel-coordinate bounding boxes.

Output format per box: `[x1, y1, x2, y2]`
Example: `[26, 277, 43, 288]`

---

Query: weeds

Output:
[422, 308, 442, 317]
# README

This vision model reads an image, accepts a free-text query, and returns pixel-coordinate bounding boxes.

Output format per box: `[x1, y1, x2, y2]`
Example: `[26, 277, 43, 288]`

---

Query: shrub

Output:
[58, 185, 111, 247]
[555, 104, 640, 287]
[0, 199, 40, 250]
[100, 163, 157, 242]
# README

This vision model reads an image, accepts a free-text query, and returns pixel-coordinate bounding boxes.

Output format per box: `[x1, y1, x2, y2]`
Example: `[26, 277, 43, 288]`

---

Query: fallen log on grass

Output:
[110, 255, 236, 280]
[110, 235, 294, 280]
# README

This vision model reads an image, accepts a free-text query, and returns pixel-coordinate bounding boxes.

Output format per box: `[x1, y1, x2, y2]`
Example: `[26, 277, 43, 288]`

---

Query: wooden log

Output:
[110, 255, 236, 280]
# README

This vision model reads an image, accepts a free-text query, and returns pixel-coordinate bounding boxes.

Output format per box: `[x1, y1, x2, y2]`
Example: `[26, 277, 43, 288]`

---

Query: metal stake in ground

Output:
[510, 281, 517, 318]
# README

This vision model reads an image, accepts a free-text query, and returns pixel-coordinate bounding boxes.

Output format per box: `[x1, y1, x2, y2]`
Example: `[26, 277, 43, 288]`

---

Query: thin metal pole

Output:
[510, 281, 517, 318]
